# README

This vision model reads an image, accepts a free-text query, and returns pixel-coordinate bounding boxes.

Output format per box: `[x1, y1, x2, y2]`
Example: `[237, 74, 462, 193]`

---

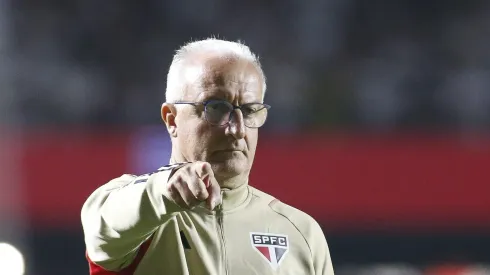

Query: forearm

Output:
[81, 171, 178, 270]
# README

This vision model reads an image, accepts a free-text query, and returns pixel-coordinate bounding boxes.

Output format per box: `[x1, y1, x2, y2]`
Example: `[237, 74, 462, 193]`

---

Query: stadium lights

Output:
[0, 242, 25, 275]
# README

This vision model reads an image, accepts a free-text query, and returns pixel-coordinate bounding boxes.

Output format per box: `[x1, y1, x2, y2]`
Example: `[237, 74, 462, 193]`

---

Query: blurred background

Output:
[0, 0, 490, 274]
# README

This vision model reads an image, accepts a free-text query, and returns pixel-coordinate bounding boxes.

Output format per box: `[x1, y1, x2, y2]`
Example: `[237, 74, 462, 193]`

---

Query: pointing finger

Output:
[206, 176, 221, 210]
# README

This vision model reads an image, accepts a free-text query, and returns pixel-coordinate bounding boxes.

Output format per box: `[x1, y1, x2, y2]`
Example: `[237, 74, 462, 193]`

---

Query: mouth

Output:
[214, 149, 245, 155]
[210, 149, 246, 162]
[220, 149, 242, 152]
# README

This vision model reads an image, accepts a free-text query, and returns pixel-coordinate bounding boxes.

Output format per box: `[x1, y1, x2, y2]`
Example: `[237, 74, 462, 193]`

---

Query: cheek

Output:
[176, 110, 205, 137]
[246, 130, 259, 151]
[178, 120, 214, 149]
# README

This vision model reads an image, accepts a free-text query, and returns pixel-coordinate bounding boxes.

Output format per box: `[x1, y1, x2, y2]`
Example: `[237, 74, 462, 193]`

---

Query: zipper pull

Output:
[216, 190, 224, 213]
[217, 202, 223, 215]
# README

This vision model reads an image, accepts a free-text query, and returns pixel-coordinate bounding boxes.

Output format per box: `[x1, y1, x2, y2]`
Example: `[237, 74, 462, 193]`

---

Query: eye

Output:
[206, 100, 232, 112]
[242, 103, 264, 115]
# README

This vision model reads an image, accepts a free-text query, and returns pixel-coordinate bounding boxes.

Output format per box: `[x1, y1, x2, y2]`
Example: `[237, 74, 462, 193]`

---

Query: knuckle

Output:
[165, 186, 177, 201]
[166, 181, 175, 191]
[171, 174, 183, 183]
[184, 164, 193, 173]
[202, 162, 211, 170]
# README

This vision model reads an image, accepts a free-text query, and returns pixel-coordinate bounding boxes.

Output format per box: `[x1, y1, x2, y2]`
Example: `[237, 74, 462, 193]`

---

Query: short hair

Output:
[165, 38, 266, 103]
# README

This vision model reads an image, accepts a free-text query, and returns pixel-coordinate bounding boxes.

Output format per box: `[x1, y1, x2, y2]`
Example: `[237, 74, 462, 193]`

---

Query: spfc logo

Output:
[250, 232, 289, 270]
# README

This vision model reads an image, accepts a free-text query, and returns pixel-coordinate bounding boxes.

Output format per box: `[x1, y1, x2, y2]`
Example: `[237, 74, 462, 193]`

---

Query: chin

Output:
[210, 159, 249, 179]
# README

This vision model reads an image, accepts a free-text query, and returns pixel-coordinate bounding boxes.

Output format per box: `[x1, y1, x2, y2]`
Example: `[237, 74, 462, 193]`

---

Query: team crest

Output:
[250, 232, 289, 270]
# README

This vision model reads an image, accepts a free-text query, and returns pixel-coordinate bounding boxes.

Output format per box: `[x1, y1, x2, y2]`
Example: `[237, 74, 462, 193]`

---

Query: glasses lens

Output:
[205, 100, 233, 125]
[242, 103, 269, 128]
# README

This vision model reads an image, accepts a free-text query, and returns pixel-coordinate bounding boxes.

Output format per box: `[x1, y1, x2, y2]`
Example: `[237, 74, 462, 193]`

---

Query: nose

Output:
[225, 109, 246, 140]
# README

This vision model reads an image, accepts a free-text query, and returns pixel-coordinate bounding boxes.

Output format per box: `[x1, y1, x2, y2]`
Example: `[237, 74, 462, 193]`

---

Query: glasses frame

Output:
[172, 100, 271, 128]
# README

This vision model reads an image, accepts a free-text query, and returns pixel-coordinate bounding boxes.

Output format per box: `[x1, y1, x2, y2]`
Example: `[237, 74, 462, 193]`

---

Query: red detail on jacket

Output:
[87, 236, 154, 275]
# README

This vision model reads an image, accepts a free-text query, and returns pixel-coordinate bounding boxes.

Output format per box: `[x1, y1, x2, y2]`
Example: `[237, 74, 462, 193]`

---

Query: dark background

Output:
[0, 0, 489, 274]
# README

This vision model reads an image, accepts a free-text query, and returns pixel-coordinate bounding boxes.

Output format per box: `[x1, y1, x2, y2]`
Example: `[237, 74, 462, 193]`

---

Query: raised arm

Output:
[81, 162, 221, 272]
[81, 168, 176, 271]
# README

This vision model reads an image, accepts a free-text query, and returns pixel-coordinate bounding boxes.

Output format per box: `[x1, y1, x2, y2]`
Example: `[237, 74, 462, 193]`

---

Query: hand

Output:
[163, 161, 222, 210]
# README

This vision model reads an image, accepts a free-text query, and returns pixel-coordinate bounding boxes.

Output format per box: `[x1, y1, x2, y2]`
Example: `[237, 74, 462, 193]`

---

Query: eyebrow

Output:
[198, 88, 233, 101]
[197, 85, 260, 103]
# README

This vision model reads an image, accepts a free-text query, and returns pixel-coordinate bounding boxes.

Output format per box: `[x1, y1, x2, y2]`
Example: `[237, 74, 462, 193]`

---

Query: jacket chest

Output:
[174, 211, 314, 274]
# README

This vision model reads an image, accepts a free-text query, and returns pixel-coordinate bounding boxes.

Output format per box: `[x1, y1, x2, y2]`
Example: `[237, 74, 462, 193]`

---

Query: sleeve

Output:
[310, 220, 335, 275]
[81, 166, 184, 272]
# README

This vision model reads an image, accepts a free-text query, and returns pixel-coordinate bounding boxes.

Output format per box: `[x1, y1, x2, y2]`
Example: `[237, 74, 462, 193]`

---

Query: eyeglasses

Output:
[173, 100, 271, 128]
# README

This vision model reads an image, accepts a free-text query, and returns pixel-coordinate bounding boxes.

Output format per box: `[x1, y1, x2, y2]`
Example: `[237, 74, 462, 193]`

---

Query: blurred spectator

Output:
[1, 0, 490, 274]
[335, 264, 422, 275]
[425, 264, 490, 275]
[1, 0, 488, 131]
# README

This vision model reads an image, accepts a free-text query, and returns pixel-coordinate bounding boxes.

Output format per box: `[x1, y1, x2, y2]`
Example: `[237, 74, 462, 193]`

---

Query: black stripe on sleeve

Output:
[132, 162, 191, 184]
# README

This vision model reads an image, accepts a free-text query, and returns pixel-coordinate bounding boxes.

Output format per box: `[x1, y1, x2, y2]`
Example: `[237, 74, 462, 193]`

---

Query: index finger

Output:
[206, 176, 221, 210]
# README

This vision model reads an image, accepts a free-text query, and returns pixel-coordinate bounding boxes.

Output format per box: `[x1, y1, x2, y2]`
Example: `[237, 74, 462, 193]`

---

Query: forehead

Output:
[186, 56, 264, 101]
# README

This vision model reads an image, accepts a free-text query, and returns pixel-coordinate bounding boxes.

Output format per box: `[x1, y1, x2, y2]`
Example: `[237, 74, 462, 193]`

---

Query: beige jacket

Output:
[81, 164, 335, 275]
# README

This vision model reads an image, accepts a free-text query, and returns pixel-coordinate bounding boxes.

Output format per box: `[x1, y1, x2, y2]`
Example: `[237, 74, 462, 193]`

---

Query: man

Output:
[81, 38, 334, 275]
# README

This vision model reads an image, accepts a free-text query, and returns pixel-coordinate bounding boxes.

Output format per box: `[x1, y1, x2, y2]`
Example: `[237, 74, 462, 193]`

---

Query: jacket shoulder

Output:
[249, 186, 322, 232]
[105, 174, 137, 188]
[249, 186, 325, 247]
[249, 186, 277, 204]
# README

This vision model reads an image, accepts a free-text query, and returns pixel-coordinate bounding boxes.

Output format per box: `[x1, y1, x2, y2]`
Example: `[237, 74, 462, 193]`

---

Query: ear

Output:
[161, 103, 178, 137]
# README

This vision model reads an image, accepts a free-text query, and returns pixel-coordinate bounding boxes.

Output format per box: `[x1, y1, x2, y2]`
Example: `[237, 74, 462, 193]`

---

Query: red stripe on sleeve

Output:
[87, 235, 154, 275]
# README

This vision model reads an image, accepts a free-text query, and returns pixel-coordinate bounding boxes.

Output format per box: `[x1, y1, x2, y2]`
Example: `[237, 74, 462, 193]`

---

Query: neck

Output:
[220, 182, 250, 211]
[215, 172, 249, 190]
[169, 153, 186, 165]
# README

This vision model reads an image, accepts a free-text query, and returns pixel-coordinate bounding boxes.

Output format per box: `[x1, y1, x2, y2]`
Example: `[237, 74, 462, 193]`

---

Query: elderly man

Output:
[81, 38, 334, 275]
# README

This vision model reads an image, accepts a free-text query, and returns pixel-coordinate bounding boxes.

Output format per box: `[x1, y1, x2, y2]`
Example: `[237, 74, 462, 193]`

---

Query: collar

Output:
[220, 183, 250, 212]
[193, 182, 250, 215]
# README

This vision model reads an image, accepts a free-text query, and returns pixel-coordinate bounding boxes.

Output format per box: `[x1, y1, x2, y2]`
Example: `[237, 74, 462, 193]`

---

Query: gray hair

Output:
[165, 38, 266, 103]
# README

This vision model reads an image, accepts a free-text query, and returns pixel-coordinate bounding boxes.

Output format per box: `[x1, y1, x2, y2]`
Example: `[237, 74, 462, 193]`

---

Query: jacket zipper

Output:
[216, 204, 229, 275]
